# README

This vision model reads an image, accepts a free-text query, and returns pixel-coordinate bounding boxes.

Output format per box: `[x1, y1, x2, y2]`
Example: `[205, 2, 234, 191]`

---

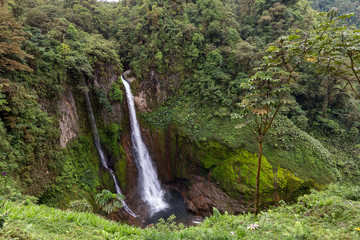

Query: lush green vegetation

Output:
[312, 0, 360, 27]
[95, 189, 124, 214]
[0, 0, 359, 238]
[0, 0, 358, 198]
[1, 184, 360, 239]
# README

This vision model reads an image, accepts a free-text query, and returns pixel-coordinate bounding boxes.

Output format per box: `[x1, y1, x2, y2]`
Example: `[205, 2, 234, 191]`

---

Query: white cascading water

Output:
[83, 80, 137, 218]
[121, 76, 168, 214]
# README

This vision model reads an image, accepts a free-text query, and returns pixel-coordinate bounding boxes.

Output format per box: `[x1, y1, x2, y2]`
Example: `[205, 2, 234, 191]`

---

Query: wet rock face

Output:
[183, 175, 247, 217]
[123, 69, 170, 112]
[59, 87, 79, 148]
[123, 70, 151, 113]
[134, 90, 150, 113]
[122, 70, 137, 84]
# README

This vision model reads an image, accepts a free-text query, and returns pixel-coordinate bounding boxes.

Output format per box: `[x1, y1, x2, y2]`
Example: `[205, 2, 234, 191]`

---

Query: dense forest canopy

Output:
[311, 0, 360, 26]
[0, 0, 358, 194]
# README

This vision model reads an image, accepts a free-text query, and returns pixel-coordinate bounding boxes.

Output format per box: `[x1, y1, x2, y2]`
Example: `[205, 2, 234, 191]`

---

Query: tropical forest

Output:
[0, 0, 360, 239]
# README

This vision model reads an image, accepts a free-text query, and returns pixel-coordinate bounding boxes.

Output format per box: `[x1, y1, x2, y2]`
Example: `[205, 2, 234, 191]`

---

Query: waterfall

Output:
[121, 76, 168, 214]
[83, 79, 138, 218]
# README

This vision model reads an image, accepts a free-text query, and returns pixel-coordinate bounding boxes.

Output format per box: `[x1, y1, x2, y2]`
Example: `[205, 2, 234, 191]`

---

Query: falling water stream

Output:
[121, 76, 168, 214]
[83, 79, 137, 218]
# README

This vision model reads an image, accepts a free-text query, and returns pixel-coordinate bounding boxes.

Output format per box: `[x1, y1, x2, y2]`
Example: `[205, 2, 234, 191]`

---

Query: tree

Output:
[237, 67, 291, 215]
[269, 9, 360, 99]
[307, 11, 360, 99]
[236, 34, 305, 214]
[235, 10, 339, 215]
[0, 5, 33, 74]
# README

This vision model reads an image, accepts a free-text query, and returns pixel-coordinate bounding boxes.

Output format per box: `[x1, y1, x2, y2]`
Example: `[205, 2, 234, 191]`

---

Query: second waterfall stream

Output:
[121, 76, 168, 214]
[83, 79, 137, 218]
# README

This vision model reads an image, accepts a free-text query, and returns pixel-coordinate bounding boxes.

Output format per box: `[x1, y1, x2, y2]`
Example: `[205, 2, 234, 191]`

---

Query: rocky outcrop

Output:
[183, 175, 247, 217]
[123, 70, 151, 113]
[123, 69, 169, 112]
[134, 90, 150, 113]
[59, 87, 79, 148]
[123, 70, 137, 84]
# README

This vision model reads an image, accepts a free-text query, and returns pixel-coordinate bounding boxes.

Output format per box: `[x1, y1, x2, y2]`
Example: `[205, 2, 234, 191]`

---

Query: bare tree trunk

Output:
[254, 140, 262, 215]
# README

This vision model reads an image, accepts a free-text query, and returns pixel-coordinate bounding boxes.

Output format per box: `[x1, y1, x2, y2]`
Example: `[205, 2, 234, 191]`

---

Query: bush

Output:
[94, 87, 112, 112]
[67, 199, 93, 213]
[109, 82, 123, 102]
[349, 126, 359, 141]
[95, 190, 124, 214]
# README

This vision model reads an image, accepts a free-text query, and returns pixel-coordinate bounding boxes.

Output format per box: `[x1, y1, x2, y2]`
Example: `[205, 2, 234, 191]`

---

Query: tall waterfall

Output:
[121, 76, 168, 214]
[83, 80, 137, 218]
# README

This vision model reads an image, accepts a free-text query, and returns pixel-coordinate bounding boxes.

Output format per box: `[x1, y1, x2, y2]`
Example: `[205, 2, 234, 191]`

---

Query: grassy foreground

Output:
[1, 185, 360, 239]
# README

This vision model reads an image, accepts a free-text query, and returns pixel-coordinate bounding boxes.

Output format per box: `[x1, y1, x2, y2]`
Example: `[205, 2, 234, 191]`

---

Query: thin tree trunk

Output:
[321, 89, 329, 117]
[254, 140, 263, 215]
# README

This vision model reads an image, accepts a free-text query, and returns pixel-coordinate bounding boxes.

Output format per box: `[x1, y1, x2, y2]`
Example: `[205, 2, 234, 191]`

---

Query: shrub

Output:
[109, 82, 123, 102]
[94, 87, 113, 112]
[95, 190, 124, 214]
[67, 199, 93, 213]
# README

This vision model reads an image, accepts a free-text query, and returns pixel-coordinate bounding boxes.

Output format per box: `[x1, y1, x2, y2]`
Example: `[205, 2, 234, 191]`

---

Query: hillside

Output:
[0, 0, 359, 237]
[1, 185, 360, 239]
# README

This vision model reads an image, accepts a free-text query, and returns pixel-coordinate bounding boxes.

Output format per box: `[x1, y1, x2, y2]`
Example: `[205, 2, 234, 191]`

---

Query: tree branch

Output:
[344, 76, 360, 99]
[263, 102, 283, 136]
[348, 52, 360, 85]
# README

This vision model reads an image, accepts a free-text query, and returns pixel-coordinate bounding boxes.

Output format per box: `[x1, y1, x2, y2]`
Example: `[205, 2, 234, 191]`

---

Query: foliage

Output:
[0, 77, 60, 196]
[0, 0, 359, 227]
[0, 198, 141, 240]
[232, 7, 360, 214]
[235, 40, 296, 214]
[0, 5, 33, 74]
[95, 190, 124, 214]
[1, 185, 360, 239]
[311, 0, 360, 27]
[94, 86, 113, 112]
[0, 0, 125, 208]
[109, 80, 123, 102]
[99, 122, 123, 157]
[0, 188, 38, 230]
[307, 11, 360, 100]
[67, 199, 93, 213]
[38, 136, 103, 208]
[143, 215, 185, 239]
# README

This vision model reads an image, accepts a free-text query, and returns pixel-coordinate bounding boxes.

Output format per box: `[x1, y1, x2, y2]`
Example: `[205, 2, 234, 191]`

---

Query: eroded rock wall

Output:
[59, 87, 79, 148]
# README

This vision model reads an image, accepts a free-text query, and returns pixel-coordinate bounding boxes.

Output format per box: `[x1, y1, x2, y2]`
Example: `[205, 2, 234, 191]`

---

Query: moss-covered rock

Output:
[141, 101, 340, 207]
[39, 136, 109, 209]
[202, 148, 305, 204]
[113, 145, 128, 190]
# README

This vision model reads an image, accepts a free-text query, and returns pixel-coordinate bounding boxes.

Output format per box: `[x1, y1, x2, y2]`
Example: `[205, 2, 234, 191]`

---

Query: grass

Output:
[1, 184, 360, 239]
[0, 200, 141, 239]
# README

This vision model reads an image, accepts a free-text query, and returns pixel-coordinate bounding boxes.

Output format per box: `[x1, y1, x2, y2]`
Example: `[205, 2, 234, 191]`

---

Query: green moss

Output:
[99, 122, 123, 157]
[39, 136, 113, 209]
[209, 150, 304, 202]
[137, 95, 355, 205]
[113, 145, 128, 190]
[109, 81, 123, 102]
[200, 141, 232, 168]
[265, 117, 335, 185]
[130, 78, 141, 95]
